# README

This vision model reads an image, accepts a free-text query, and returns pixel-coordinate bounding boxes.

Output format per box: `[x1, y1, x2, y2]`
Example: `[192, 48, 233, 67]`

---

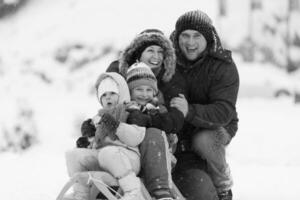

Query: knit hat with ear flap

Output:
[126, 62, 158, 94]
[174, 10, 216, 49]
[119, 31, 176, 83]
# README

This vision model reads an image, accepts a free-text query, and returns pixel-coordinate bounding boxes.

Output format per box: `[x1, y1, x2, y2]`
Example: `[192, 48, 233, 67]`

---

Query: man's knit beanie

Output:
[126, 62, 158, 94]
[175, 10, 214, 47]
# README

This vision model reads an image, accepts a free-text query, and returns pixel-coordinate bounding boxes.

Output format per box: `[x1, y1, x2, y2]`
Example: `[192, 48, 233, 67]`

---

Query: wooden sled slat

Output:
[57, 171, 186, 200]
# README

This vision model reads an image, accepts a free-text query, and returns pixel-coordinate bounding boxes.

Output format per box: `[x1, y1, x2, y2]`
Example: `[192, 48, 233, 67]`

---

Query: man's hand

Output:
[170, 94, 188, 117]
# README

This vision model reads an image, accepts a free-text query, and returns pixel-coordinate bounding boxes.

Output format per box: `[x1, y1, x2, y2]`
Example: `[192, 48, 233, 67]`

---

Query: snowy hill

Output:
[0, 0, 300, 200]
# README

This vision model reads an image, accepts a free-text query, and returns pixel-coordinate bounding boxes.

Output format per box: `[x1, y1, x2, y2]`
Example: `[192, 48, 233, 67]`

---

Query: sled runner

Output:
[57, 171, 185, 200]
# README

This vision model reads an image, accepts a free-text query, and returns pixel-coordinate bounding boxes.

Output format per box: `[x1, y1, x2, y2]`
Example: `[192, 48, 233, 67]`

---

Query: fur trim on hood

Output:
[119, 32, 176, 82]
[95, 72, 130, 104]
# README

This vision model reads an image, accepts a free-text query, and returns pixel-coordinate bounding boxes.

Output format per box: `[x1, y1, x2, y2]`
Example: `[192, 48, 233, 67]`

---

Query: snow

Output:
[1, 0, 300, 200]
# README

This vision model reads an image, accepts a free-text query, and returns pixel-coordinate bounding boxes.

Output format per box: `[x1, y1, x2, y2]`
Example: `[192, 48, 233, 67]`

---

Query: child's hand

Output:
[76, 136, 90, 148]
[144, 103, 157, 111]
[97, 107, 113, 117]
[94, 113, 119, 148]
[127, 110, 151, 127]
[81, 119, 96, 137]
[126, 101, 140, 111]
[92, 115, 101, 125]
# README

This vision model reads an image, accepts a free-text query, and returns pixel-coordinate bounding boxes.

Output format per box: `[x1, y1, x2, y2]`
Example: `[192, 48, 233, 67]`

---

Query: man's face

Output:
[178, 29, 207, 61]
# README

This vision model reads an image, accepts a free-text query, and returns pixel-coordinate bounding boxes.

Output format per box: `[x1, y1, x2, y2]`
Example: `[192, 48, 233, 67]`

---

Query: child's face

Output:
[101, 92, 119, 108]
[131, 85, 155, 106]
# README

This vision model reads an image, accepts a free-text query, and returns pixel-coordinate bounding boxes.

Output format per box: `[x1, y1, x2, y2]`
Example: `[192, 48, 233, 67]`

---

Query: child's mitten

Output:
[81, 119, 96, 137]
[94, 113, 120, 148]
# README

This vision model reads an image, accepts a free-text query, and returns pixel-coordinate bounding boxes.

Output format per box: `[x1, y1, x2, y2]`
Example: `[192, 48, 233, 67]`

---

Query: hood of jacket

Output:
[119, 32, 176, 82]
[95, 72, 130, 104]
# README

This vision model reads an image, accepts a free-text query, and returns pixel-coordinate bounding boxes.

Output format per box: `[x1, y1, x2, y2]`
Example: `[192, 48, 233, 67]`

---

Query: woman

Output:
[106, 29, 187, 200]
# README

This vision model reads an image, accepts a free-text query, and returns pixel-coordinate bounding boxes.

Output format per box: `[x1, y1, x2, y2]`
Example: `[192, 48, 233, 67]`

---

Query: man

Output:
[170, 10, 239, 200]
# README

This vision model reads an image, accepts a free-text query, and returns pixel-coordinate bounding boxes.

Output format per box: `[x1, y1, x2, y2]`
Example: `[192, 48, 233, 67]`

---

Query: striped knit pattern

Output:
[126, 62, 158, 93]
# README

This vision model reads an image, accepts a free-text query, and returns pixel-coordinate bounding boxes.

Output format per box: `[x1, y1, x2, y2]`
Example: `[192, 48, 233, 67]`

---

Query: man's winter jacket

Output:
[176, 50, 239, 140]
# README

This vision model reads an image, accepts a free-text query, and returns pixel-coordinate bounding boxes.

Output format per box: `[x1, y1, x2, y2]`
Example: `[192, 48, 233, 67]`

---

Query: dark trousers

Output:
[172, 151, 218, 200]
[192, 128, 233, 193]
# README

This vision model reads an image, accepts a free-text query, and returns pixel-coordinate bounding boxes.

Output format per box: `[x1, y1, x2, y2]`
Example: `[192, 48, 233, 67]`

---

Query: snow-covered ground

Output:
[1, 96, 299, 200]
[1, 0, 300, 200]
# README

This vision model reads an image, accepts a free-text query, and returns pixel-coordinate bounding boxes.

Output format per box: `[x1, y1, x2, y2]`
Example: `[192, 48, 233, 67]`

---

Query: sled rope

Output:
[56, 176, 78, 200]
[87, 172, 122, 199]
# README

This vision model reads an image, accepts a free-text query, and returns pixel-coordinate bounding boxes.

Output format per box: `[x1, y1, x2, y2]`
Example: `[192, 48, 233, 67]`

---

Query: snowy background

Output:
[0, 0, 300, 199]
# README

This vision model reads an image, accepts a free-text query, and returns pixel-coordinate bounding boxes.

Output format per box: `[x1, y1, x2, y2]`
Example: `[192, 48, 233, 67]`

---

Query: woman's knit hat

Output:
[119, 31, 176, 82]
[174, 10, 216, 49]
[126, 62, 158, 94]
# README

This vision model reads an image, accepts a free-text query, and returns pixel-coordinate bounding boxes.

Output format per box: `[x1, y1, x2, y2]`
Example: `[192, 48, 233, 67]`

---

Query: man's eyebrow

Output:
[181, 32, 189, 36]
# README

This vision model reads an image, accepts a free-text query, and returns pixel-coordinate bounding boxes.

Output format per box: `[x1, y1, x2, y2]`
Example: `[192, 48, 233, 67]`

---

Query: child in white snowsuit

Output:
[65, 72, 146, 200]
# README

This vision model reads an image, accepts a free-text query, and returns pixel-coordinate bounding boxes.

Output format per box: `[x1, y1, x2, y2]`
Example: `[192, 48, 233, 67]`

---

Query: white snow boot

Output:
[118, 172, 145, 200]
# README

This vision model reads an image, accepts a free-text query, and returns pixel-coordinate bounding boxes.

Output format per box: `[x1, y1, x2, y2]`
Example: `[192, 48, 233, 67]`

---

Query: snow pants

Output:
[65, 146, 140, 200]
[65, 127, 171, 198]
[138, 127, 172, 195]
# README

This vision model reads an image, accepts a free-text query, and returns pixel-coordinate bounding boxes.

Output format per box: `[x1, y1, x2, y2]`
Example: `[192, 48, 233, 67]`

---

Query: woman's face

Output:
[139, 45, 164, 73]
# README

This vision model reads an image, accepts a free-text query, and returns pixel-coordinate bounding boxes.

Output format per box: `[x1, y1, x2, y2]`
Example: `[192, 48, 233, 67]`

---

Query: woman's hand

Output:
[170, 94, 188, 117]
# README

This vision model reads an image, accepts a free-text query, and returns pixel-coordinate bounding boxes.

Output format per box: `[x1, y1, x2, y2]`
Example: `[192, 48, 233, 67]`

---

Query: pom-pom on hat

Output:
[126, 62, 158, 94]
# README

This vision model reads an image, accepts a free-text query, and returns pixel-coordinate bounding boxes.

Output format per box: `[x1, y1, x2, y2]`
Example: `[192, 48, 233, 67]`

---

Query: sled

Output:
[57, 171, 185, 200]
